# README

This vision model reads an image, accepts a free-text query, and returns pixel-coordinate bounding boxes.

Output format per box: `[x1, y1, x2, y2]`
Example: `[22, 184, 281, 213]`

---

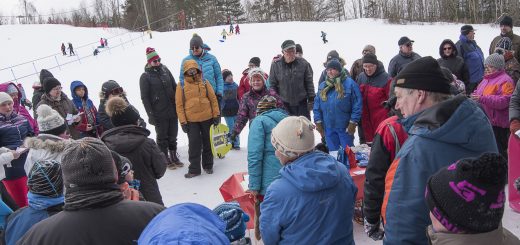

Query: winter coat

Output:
[175, 67, 220, 124]
[32, 69, 54, 114]
[511, 84, 520, 121]
[138, 203, 229, 245]
[427, 225, 520, 245]
[0, 82, 38, 135]
[37, 93, 80, 139]
[363, 115, 409, 224]
[238, 68, 269, 100]
[101, 125, 168, 205]
[437, 39, 470, 85]
[0, 112, 32, 179]
[504, 52, 520, 83]
[456, 35, 485, 84]
[350, 58, 364, 82]
[313, 75, 362, 129]
[356, 64, 391, 142]
[222, 82, 239, 117]
[24, 134, 70, 176]
[318, 57, 350, 84]
[269, 57, 315, 106]
[232, 87, 284, 136]
[489, 30, 520, 62]
[388, 51, 421, 77]
[17, 200, 165, 245]
[260, 152, 357, 245]
[247, 109, 287, 195]
[473, 70, 515, 128]
[139, 64, 177, 121]
[180, 46, 224, 96]
[70, 81, 100, 136]
[382, 95, 498, 245]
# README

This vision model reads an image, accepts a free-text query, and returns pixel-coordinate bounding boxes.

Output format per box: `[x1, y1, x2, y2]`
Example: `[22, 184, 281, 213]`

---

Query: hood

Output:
[183, 59, 201, 74]
[439, 39, 458, 58]
[259, 108, 288, 121]
[101, 125, 150, 153]
[138, 203, 229, 245]
[70, 80, 89, 102]
[280, 151, 344, 192]
[0, 82, 23, 112]
[39, 69, 54, 84]
[24, 134, 70, 153]
[411, 95, 497, 152]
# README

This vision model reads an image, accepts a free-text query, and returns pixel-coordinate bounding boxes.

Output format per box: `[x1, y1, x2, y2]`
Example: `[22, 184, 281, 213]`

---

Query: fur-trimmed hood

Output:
[24, 134, 70, 153]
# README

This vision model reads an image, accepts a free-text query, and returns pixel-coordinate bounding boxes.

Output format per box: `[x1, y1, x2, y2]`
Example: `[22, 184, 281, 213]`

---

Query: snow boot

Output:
[169, 150, 184, 168]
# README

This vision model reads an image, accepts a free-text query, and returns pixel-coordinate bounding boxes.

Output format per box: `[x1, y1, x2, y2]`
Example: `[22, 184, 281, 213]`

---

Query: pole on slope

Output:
[142, 0, 152, 39]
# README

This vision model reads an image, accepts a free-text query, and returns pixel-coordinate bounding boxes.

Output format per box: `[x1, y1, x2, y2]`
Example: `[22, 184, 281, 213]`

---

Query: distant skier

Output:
[229, 23, 234, 34]
[61, 43, 66, 55]
[321, 31, 328, 44]
[100, 38, 105, 48]
[221, 29, 227, 40]
[93, 49, 99, 56]
[235, 24, 240, 35]
[68, 43, 75, 56]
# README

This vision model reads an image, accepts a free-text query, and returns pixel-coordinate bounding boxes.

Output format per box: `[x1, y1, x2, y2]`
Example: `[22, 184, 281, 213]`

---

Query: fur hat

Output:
[43, 77, 61, 94]
[146, 47, 160, 63]
[190, 34, 204, 48]
[213, 202, 250, 242]
[249, 57, 261, 67]
[0, 92, 13, 105]
[248, 67, 266, 85]
[485, 53, 505, 70]
[271, 116, 315, 158]
[37, 104, 66, 135]
[28, 160, 63, 198]
[110, 150, 133, 185]
[106, 97, 140, 127]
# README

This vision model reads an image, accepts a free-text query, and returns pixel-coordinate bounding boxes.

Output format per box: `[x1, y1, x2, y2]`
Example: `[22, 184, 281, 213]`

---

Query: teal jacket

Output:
[247, 109, 288, 195]
[179, 45, 224, 95]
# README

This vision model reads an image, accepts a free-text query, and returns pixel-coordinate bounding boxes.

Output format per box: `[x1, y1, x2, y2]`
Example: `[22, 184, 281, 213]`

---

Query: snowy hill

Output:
[1, 19, 518, 243]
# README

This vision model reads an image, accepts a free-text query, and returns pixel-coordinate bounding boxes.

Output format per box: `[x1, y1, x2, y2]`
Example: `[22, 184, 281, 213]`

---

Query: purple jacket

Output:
[232, 87, 285, 135]
[473, 70, 515, 128]
[0, 82, 39, 135]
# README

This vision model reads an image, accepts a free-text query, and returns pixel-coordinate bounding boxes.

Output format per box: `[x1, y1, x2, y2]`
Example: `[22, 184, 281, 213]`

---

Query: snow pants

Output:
[187, 119, 213, 174]
[155, 117, 178, 156]
[325, 128, 354, 151]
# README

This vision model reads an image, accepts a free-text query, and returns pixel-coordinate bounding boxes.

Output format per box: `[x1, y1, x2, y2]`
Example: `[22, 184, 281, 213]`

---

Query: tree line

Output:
[1, 0, 519, 29]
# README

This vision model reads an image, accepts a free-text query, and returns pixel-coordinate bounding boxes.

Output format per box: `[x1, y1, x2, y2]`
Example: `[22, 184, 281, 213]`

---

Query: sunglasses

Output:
[109, 87, 124, 95]
[152, 58, 161, 64]
[191, 46, 201, 51]
[443, 47, 452, 50]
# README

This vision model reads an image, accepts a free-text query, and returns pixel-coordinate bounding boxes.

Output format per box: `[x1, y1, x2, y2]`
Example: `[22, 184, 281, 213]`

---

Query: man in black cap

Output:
[490, 15, 520, 61]
[269, 40, 315, 119]
[455, 24, 484, 94]
[388, 36, 421, 78]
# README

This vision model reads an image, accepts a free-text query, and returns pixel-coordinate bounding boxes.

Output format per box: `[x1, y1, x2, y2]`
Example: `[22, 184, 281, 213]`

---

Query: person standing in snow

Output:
[221, 29, 227, 40]
[100, 38, 104, 48]
[489, 15, 520, 62]
[67, 43, 75, 56]
[60, 43, 66, 56]
[260, 116, 357, 245]
[221, 69, 240, 149]
[388, 36, 421, 78]
[238, 57, 263, 100]
[229, 23, 234, 34]
[455, 25, 484, 94]
[70, 81, 100, 138]
[437, 39, 470, 86]
[350, 45, 377, 81]
[235, 24, 240, 35]
[318, 50, 351, 85]
[321, 31, 328, 44]
[269, 40, 315, 119]
[33, 69, 53, 115]
[140, 47, 183, 169]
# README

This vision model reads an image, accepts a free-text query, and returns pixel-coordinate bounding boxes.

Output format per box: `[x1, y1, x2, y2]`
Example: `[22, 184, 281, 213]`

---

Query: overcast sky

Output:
[0, 0, 88, 16]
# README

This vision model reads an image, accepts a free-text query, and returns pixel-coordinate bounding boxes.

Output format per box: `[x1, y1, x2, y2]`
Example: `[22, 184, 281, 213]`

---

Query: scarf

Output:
[64, 185, 124, 211]
[28, 192, 64, 210]
[320, 69, 346, 102]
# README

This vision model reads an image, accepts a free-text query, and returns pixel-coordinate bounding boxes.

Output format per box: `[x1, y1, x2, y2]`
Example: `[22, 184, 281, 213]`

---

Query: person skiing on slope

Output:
[321, 31, 328, 44]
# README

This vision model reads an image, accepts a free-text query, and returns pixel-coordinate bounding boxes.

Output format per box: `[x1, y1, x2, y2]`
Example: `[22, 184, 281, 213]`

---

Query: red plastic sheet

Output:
[219, 172, 255, 229]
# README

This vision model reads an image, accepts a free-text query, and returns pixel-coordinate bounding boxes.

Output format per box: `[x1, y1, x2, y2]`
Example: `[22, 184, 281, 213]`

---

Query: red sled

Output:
[219, 172, 255, 229]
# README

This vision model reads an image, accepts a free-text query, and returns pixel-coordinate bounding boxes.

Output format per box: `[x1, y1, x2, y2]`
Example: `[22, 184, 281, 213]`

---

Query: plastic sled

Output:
[219, 39, 225, 42]
[210, 123, 232, 159]
[220, 172, 255, 229]
[508, 135, 520, 212]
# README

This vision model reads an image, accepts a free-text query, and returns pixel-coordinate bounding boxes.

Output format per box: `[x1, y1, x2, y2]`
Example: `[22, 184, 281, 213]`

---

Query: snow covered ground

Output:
[1, 19, 519, 243]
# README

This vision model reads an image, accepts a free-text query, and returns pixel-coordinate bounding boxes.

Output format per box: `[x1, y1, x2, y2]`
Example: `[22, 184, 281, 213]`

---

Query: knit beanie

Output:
[296, 44, 303, 54]
[394, 56, 452, 94]
[362, 53, 378, 65]
[271, 116, 315, 158]
[326, 58, 342, 72]
[495, 37, 513, 51]
[484, 53, 505, 70]
[146, 47, 160, 64]
[106, 97, 140, 127]
[363, 45, 376, 55]
[27, 160, 63, 198]
[500, 15, 513, 28]
[425, 153, 507, 233]
[110, 150, 132, 185]
[213, 202, 250, 242]
[256, 95, 278, 115]
[248, 67, 266, 85]
[190, 34, 204, 48]
[39, 69, 54, 84]
[43, 77, 61, 94]
[460, 25, 475, 36]
[62, 137, 117, 190]
[6, 84, 18, 95]
[36, 104, 67, 135]
[0, 92, 13, 104]
[101, 80, 122, 98]
[222, 69, 233, 81]
[249, 57, 261, 67]
[326, 50, 340, 62]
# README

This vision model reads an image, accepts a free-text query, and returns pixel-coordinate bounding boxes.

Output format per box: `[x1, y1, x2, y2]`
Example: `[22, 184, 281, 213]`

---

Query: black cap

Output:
[281, 40, 296, 50]
[394, 56, 452, 94]
[500, 16, 513, 28]
[362, 53, 378, 65]
[460, 25, 476, 35]
[398, 36, 414, 46]
[249, 57, 260, 67]
[43, 78, 61, 94]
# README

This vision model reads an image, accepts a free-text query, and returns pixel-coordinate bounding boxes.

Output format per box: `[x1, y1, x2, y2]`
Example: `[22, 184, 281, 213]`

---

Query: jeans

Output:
[224, 116, 240, 147]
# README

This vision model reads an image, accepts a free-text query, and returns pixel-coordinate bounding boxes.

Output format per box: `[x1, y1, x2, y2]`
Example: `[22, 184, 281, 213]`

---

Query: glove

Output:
[307, 98, 314, 111]
[181, 124, 189, 134]
[213, 117, 220, 126]
[364, 218, 384, 241]
[347, 121, 357, 135]
[315, 122, 324, 137]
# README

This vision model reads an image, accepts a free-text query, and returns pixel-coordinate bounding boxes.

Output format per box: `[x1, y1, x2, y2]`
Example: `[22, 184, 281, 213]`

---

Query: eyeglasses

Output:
[406, 43, 413, 47]
[192, 46, 201, 51]
[443, 47, 452, 51]
[152, 58, 161, 64]
[51, 86, 63, 91]
[109, 87, 124, 95]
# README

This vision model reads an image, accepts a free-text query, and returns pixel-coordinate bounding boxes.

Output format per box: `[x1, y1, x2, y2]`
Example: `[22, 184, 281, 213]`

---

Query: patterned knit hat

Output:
[36, 104, 67, 135]
[256, 95, 278, 115]
[213, 202, 250, 242]
[484, 53, 505, 70]
[28, 160, 63, 197]
[146, 47, 160, 64]
[248, 68, 266, 85]
[0, 92, 13, 104]
[425, 153, 507, 233]
[271, 116, 315, 158]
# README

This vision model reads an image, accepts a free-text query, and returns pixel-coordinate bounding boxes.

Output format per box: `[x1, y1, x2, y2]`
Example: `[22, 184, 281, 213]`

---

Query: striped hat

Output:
[256, 95, 278, 115]
[146, 47, 160, 63]
[28, 160, 63, 198]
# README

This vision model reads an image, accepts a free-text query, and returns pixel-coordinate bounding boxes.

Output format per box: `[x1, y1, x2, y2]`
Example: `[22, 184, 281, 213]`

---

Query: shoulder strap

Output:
[386, 122, 400, 156]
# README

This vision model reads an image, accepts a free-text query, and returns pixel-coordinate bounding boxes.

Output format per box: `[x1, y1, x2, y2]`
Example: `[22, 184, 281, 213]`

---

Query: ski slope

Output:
[1, 19, 518, 243]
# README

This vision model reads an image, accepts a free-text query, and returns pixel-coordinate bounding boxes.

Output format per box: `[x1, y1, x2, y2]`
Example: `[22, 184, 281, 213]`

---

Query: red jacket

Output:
[238, 68, 250, 100]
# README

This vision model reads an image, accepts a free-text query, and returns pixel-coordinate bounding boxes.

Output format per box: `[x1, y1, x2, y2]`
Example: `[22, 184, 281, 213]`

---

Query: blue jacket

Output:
[247, 109, 287, 195]
[0, 112, 32, 179]
[180, 46, 224, 96]
[382, 96, 498, 245]
[138, 203, 229, 245]
[222, 82, 239, 117]
[456, 35, 484, 84]
[313, 75, 362, 128]
[260, 151, 357, 245]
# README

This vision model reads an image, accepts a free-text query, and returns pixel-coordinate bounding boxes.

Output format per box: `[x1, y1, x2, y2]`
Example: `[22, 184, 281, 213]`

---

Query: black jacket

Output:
[269, 57, 315, 106]
[98, 95, 146, 131]
[101, 125, 167, 205]
[437, 39, 470, 85]
[139, 64, 177, 121]
[17, 200, 164, 245]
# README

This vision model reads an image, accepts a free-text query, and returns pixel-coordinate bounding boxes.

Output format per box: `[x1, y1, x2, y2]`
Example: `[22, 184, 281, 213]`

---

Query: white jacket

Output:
[24, 134, 71, 174]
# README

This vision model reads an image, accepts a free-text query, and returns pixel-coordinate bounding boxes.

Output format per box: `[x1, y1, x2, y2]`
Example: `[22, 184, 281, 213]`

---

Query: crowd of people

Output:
[1, 16, 520, 244]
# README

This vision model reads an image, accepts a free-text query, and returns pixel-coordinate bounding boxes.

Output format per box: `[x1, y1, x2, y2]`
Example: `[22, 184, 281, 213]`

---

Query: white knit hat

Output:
[248, 67, 266, 85]
[271, 116, 315, 158]
[0, 92, 13, 104]
[37, 104, 66, 134]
